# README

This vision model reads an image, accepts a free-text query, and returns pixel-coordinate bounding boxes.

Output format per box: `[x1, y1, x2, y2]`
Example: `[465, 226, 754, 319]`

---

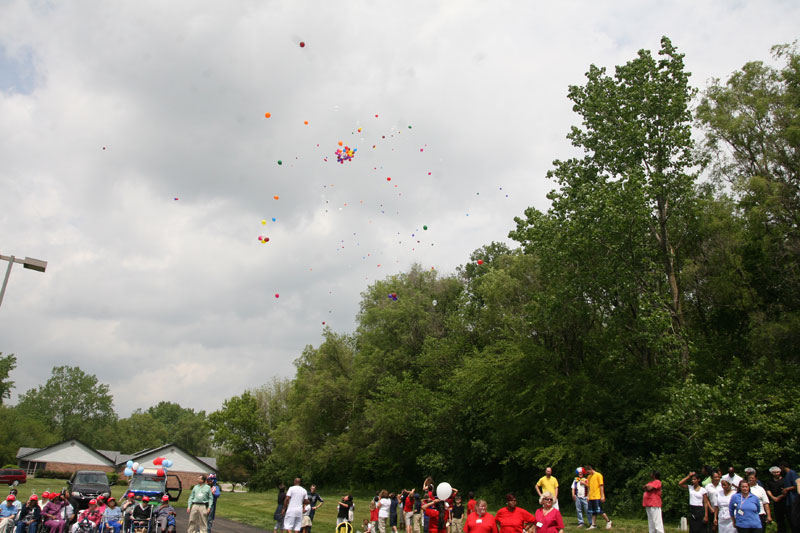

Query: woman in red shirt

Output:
[422, 498, 447, 533]
[533, 492, 564, 533]
[494, 494, 535, 533]
[463, 500, 497, 533]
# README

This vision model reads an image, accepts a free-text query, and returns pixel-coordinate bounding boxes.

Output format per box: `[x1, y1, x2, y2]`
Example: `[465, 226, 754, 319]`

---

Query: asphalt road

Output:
[174, 508, 267, 533]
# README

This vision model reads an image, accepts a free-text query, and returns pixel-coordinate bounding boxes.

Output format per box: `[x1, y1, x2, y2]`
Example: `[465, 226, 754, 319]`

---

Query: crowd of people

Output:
[270, 467, 617, 533]
[656, 463, 800, 533]
[269, 462, 800, 533]
[0, 471, 223, 533]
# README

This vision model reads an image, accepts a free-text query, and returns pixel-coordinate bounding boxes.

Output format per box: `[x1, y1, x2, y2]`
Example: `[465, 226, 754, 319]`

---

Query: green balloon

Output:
[278, 160, 282, 165]
[423, 225, 428, 230]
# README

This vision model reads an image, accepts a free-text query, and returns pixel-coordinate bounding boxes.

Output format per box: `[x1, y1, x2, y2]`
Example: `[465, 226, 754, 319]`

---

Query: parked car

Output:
[67, 470, 111, 509]
[0, 468, 26, 485]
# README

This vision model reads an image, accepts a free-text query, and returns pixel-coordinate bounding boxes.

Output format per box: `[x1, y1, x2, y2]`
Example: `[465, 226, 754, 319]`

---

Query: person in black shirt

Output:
[307, 486, 324, 533]
[337, 495, 353, 525]
[768, 467, 788, 533]
[274, 483, 287, 533]
[450, 495, 464, 533]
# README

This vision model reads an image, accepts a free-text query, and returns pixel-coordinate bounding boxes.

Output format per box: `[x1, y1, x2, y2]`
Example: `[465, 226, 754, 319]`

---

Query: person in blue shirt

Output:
[730, 481, 762, 533]
[207, 473, 221, 533]
[0, 495, 18, 533]
[779, 462, 799, 533]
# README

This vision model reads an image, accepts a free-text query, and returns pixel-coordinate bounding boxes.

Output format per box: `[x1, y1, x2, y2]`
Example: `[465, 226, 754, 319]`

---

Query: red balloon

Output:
[477, 259, 484, 265]
[299, 42, 305, 48]
[275, 293, 280, 298]
[153, 457, 163, 465]
[157, 468, 165, 476]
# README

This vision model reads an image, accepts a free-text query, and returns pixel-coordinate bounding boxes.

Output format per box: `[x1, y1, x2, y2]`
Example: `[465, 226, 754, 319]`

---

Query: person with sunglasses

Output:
[534, 492, 564, 533]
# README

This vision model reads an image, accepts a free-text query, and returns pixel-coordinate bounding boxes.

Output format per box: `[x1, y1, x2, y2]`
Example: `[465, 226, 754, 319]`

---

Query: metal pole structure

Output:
[0, 253, 48, 309]
[0, 255, 13, 308]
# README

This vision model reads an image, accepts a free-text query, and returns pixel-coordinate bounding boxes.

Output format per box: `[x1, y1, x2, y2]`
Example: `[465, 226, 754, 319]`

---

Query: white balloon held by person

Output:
[436, 482, 452, 500]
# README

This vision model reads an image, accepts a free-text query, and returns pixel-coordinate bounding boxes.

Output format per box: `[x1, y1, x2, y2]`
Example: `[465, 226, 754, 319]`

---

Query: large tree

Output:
[16, 366, 116, 446]
[510, 36, 699, 374]
[0, 353, 16, 404]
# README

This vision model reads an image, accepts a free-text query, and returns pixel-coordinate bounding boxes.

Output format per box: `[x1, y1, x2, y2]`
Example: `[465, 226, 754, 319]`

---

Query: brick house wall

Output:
[41, 462, 116, 475]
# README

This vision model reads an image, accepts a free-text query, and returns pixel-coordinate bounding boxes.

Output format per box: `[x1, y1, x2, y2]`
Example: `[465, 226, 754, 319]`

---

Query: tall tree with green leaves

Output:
[511, 36, 699, 373]
[697, 43, 800, 364]
[16, 366, 116, 446]
[0, 353, 16, 404]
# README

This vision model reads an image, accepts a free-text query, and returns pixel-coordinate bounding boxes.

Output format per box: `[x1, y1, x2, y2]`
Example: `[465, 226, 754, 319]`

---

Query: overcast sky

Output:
[1, 0, 797, 416]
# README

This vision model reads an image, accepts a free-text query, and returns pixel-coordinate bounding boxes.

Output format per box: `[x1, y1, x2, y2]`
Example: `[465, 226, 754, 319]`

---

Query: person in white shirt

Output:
[704, 471, 721, 532]
[282, 478, 308, 533]
[679, 472, 710, 533]
[721, 467, 742, 491]
[378, 490, 392, 533]
[747, 474, 772, 529]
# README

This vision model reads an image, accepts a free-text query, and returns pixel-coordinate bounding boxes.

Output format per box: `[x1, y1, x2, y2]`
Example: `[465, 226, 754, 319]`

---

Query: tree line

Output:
[2, 37, 799, 519]
[0, 357, 211, 464]
[210, 38, 800, 518]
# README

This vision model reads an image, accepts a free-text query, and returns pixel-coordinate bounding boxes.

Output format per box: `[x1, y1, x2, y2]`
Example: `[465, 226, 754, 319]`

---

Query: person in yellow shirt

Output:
[585, 465, 612, 530]
[536, 468, 560, 510]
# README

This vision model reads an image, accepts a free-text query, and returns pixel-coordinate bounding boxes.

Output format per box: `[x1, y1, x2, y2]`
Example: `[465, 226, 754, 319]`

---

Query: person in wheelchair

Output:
[154, 496, 175, 533]
[70, 500, 102, 533]
[15, 495, 41, 533]
[128, 498, 152, 533]
[100, 498, 122, 533]
[42, 492, 69, 533]
[0, 495, 18, 533]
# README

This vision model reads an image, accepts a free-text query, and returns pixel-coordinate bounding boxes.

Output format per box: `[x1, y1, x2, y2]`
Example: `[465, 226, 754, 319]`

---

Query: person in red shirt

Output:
[463, 500, 497, 533]
[495, 494, 535, 533]
[403, 490, 416, 533]
[467, 493, 477, 516]
[422, 498, 447, 533]
[533, 492, 564, 533]
[642, 471, 663, 533]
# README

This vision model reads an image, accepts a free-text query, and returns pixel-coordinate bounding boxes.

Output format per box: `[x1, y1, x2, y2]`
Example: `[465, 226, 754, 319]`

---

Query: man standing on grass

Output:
[307, 485, 324, 533]
[536, 467, 560, 510]
[585, 465, 612, 530]
[283, 478, 308, 533]
[187, 475, 213, 533]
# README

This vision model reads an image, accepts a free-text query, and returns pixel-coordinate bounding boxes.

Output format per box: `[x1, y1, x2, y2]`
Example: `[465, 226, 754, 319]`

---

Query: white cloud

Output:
[1, 0, 797, 414]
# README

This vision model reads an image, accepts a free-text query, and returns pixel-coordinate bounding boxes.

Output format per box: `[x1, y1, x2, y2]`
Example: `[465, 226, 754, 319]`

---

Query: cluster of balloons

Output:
[123, 457, 174, 477]
[387, 292, 398, 301]
[335, 144, 357, 164]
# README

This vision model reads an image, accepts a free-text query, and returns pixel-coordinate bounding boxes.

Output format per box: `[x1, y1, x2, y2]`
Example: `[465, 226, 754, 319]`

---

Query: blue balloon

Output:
[124, 468, 133, 476]
[136, 466, 144, 474]
[163, 460, 173, 468]
[126, 460, 133, 468]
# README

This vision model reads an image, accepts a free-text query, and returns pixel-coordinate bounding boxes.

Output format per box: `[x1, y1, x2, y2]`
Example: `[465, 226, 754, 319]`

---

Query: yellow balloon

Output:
[261, 220, 267, 225]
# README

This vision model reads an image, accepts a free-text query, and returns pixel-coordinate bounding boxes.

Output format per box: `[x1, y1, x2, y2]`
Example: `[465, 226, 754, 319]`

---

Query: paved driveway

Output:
[174, 508, 267, 533]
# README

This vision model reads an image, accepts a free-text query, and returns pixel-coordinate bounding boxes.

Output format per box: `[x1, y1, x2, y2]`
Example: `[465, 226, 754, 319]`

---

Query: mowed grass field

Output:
[12, 480, 685, 533]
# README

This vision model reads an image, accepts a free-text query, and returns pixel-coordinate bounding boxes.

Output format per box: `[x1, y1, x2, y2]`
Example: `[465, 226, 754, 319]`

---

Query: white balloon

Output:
[436, 482, 452, 501]
[132, 462, 139, 470]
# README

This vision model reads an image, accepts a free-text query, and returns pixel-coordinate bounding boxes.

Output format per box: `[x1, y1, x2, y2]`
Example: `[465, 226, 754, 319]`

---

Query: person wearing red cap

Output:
[71, 500, 101, 533]
[42, 492, 69, 533]
[132, 498, 151, 521]
[101, 498, 122, 533]
[0, 496, 17, 533]
[494, 494, 535, 533]
[15, 496, 41, 533]
[155, 495, 176, 533]
[121, 493, 136, 532]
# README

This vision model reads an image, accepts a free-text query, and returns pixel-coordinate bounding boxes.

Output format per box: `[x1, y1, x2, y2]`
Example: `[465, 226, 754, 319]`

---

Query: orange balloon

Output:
[338, 141, 343, 146]
[265, 112, 271, 118]
[304, 121, 308, 125]
[273, 195, 279, 200]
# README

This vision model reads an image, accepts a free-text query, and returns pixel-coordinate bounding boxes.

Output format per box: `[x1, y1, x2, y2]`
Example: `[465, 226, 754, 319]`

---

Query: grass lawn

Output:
[11, 480, 699, 533]
[212, 489, 687, 533]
